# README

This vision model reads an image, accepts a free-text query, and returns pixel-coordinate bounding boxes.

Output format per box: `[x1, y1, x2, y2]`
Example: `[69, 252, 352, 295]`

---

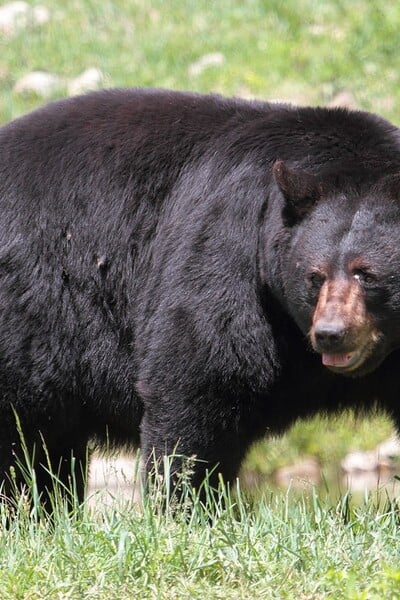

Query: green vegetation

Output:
[2, 0, 400, 124]
[244, 410, 394, 483]
[2, 0, 400, 596]
[1, 473, 400, 599]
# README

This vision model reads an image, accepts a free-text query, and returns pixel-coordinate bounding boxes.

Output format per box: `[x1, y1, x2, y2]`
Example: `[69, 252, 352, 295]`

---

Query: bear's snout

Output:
[309, 277, 379, 373]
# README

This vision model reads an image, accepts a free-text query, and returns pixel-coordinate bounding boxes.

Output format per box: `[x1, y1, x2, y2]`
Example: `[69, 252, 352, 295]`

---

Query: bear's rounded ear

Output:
[273, 160, 322, 226]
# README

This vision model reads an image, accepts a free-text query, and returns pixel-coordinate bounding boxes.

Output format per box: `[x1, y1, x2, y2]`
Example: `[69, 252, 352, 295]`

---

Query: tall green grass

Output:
[1, 466, 400, 599]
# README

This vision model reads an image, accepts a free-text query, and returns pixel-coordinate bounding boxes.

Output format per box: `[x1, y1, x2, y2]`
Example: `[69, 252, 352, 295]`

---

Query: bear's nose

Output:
[313, 322, 347, 351]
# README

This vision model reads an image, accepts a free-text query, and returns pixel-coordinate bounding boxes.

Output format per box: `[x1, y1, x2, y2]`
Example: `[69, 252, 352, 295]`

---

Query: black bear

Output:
[1, 87, 400, 504]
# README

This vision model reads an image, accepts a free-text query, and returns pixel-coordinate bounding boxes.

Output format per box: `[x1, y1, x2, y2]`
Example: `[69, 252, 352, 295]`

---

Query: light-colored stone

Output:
[188, 52, 225, 77]
[341, 450, 379, 473]
[274, 457, 321, 487]
[13, 71, 63, 97]
[0, 1, 28, 34]
[31, 4, 49, 26]
[87, 453, 140, 507]
[0, 1, 50, 36]
[342, 437, 400, 475]
[309, 24, 345, 40]
[328, 90, 357, 109]
[377, 436, 400, 461]
[341, 470, 399, 493]
[268, 80, 316, 106]
[89, 454, 138, 490]
[67, 68, 104, 96]
[374, 96, 395, 112]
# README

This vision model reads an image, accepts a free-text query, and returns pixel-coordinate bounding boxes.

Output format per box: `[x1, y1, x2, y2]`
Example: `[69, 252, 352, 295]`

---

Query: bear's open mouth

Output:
[322, 350, 362, 369]
[321, 344, 371, 373]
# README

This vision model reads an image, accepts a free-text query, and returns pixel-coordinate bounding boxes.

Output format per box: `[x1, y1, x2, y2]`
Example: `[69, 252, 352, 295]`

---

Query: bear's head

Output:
[271, 160, 400, 377]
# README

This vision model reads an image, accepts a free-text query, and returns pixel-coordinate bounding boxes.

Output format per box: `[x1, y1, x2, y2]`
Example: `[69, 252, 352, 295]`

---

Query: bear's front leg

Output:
[139, 392, 252, 498]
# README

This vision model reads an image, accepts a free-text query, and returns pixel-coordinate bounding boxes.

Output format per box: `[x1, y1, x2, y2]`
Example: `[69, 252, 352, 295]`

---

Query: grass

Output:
[1, 472, 400, 599]
[2, 0, 400, 123]
[2, 0, 400, 596]
[243, 410, 395, 486]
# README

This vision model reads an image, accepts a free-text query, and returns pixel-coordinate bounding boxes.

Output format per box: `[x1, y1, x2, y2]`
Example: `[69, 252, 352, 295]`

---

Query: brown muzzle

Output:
[310, 278, 378, 371]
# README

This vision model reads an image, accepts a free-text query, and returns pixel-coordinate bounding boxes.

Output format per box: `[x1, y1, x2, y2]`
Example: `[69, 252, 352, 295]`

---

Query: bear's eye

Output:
[309, 271, 325, 288]
[353, 269, 377, 286]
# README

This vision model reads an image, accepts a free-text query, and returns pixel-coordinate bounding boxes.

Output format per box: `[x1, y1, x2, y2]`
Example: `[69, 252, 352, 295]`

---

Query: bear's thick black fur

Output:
[1, 87, 400, 502]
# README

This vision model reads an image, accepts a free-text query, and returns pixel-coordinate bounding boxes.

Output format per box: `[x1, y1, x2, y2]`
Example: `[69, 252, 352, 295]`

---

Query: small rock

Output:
[0, 2, 50, 36]
[30, 4, 49, 26]
[13, 71, 63, 98]
[67, 68, 104, 96]
[377, 436, 400, 462]
[341, 450, 379, 473]
[188, 52, 225, 77]
[274, 457, 321, 487]
[309, 24, 344, 41]
[0, 1, 27, 34]
[89, 454, 138, 489]
[341, 470, 395, 492]
[328, 91, 357, 110]
[374, 96, 395, 112]
[342, 437, 400, 474]
[88, 453, 140, 506]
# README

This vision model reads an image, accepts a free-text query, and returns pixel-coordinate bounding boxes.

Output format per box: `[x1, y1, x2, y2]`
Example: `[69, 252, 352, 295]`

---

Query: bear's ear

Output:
[273, 160, 322, 226]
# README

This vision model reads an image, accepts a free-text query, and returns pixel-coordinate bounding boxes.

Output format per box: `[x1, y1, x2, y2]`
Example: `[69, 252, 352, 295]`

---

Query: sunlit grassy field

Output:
[2, 0, 400, 124]
[2, 0, 400, 596]
[1, 471, 400, 599]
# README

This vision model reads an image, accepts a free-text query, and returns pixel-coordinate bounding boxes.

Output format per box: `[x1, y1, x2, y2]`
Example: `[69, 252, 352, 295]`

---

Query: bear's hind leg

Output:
[33, 441, 89, 510]
[0, 430, 89, 513]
